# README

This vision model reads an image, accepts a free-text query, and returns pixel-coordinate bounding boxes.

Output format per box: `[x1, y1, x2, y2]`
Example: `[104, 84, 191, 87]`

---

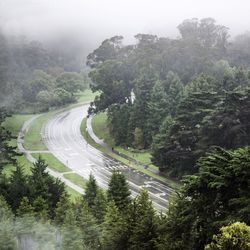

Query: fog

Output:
[1, 0, 250, 50]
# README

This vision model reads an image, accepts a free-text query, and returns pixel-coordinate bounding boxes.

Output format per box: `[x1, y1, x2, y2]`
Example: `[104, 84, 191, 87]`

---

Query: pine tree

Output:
[152, 91, 221, 176]
[29, 156, 65, 218]
[33, 196, 49, 222]
[92, 189, 107, 223]
[147, 80, 169, 143]
[128, 69, 157, 148]
[129, 189, 159, 250]
[55, 192, 72, 225]
[29, 156, 50, 201]
[101, 201, 128, 250]
[161, 147, 250, 250]
[16, 197, 34, 217]
[83, 174, 98, 209]
[7, 165, 29, 212]
[107, 170, 131, 211]
[77, 201, 100, 249]
[107, 103, 132, 145]
[152, 116, 174, 170]
[163, 71, 185, 116]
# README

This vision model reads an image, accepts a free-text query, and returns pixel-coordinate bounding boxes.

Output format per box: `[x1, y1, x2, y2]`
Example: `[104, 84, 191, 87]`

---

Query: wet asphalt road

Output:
[42, 105, 175, 212]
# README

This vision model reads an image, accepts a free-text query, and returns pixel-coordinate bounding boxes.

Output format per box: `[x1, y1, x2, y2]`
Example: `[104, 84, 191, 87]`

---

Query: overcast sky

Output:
[1, 0, 250, 48]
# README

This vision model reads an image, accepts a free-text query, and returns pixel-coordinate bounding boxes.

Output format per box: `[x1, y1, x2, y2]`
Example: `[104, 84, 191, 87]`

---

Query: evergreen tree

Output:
[92, 189, 107, 223]
[55, 192, 72, 225]
[83, 174, 98, 209]
[128, 68, 157, 148]
[33, 196, 49, 222]
[77, 201, 100, 249]
[29, 156, 65, 218]
[152, 116, 174, 170]
[29, 156, 50, 201]
[130, 189, 159, 250]
[6, 165, 29, 212]
[101, 201, 128, 250]
[185, 73, 217, 93]
[147, 80, 169, 143]
[233, 67, 249, 90]
[16, 197, 34, 217]
[107, 170, 131, 211]
[201, 89, 250, 150]
[161, 147, 250, 250]
[163, 71, 185, 116]
[152, 91, 221, 176]
[107, 103, 132, 145]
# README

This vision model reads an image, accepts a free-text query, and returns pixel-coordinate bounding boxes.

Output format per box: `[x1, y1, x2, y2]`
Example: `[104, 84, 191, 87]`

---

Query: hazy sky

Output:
[1, 0, 250, 47]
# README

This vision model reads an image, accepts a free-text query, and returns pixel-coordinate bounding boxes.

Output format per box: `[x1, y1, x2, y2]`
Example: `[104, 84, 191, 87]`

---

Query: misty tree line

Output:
[0, 31, 89, 112]
[0, 114, 250, 249]
[1, 17, 250, 249]
[87, 17, 250, 178]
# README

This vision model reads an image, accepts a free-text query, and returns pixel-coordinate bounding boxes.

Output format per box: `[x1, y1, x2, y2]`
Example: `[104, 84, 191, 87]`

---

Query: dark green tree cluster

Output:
[152, 87, 250, 177]
[81, 172, 160, 250]
[160, 147, 250, 250]
[87, 18, 250, 177]
[0, 156, 65, 218]
[1, 114, 249, 249]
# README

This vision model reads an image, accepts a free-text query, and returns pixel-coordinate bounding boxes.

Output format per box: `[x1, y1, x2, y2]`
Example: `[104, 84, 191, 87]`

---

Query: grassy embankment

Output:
[81, 113, 180, 190]
[3, 89, 97, 200]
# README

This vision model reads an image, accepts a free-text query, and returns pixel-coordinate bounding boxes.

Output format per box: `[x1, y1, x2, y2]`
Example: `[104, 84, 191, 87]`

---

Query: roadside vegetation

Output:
[2, 89, 97, 199]
[92, 112, 155, 167]
[1, 16, 250, 250]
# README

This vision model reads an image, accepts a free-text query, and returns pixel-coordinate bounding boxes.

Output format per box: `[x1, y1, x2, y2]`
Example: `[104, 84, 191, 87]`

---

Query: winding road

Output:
[42, 105, 174, 212]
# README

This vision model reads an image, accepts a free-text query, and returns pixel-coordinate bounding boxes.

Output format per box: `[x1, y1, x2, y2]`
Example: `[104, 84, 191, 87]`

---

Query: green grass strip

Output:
[63, 173, 87, 189]
[32, 153, 71, 173]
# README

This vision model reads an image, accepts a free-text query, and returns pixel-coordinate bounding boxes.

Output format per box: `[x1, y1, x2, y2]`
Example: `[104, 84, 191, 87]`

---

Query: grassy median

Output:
[64, 173, 87, 189]
[32, 153, 71, 173]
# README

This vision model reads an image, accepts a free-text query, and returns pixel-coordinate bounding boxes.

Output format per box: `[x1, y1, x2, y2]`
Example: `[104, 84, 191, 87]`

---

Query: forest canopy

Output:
[87, 18, 250, 177]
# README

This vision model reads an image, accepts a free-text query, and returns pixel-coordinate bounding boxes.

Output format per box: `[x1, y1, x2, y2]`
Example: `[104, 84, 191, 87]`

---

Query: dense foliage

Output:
[1, 16, 250, 250]
[159, 147, 250, 249]
[1, 111, 249, 249]
[87, 18, 250, 177]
